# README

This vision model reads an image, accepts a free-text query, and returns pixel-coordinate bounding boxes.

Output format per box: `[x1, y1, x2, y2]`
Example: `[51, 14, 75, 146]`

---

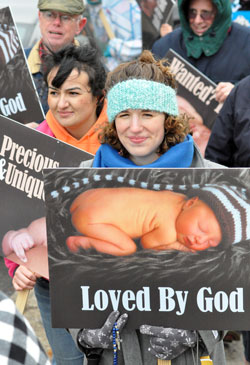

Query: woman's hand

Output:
[140, 325, 197, 360]
[12, 265, 38, 291]
[160, 23, 173, 37]
[215, 82, 234, 103]
[25, 122, 39, 129]
[78, 310, 128, 349]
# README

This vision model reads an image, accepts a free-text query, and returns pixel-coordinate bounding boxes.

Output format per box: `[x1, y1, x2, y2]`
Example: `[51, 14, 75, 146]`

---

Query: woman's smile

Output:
[47, 68, 98, 139]
[115, 109, 165, 165]
[58, 110, 74, 117]
[128, 136, 147, 144]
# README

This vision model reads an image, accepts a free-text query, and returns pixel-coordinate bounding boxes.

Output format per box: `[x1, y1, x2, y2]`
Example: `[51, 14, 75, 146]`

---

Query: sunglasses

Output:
[188, 9, 215, 21]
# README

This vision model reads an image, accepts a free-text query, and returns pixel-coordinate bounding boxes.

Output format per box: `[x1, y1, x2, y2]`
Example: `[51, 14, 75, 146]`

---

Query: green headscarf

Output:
[178, 0, 232, 59]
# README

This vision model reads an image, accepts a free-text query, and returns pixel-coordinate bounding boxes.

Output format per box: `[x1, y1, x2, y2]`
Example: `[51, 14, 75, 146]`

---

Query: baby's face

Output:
[176, 197, 222, 251]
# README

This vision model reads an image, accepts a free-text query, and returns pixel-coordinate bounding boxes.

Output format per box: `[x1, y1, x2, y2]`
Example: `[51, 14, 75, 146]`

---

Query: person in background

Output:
[86, 0, 142, 71]
[69, 50, 227, 365]
[38, 44, 107, 154]
[4, 43, 107, 365]
[152, 0, 250, 104]
[205, 75, 250, 167]
[138, 0, 174, 49]
[26, 0, 87, 117]
[86, 0, 174, 72]
[242, 331, 250, 365]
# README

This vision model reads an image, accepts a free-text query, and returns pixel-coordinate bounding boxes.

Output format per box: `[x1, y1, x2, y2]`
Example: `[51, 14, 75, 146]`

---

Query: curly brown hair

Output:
[99, 50, 190, 156]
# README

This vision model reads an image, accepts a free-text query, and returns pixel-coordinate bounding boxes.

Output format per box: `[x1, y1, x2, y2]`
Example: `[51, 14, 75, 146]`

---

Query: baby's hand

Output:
[2, 229, 34, 262]
[167, 241, 195, 252]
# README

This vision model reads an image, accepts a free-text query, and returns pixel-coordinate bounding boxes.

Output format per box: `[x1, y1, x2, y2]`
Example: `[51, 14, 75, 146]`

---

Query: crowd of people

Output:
[1, 0, 250, 364]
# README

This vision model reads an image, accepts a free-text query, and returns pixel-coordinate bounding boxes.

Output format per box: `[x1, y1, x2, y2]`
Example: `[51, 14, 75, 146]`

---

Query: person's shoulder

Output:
[36, 120, 55, 137]
[24, 40, 40, 57]
[231, 21, 250, 35]
[202, 158, 226, 168]
[24, 47, 32, 58]
[152, 27, 182, 57]
[235, 74, 250, 89]
[192, 144, 226, 168]
[228, 75, 250, 100]
[153, 27, 182, 46]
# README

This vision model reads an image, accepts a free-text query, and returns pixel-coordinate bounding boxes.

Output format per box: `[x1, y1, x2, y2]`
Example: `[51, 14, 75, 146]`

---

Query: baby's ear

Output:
[182, 196, 199, 210]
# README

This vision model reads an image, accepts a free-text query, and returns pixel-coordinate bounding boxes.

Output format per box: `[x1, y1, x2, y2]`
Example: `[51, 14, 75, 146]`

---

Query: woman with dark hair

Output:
[4, 43, 108, 365]
[38, 43, 107, 154]
[70, 50, 226, 364]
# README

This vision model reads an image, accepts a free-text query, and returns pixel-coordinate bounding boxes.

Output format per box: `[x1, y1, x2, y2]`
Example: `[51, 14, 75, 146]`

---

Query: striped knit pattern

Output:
[187, 184, 250, 246]
[0, 27, 19, 66]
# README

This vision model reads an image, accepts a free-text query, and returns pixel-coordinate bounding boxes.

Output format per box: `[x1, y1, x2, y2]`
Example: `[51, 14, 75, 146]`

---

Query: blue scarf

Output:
[93, 135, 194, 168]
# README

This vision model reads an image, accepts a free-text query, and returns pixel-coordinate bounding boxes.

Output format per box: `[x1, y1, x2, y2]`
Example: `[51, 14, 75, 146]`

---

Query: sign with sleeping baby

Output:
[42, 167, 250, 330]
[0, 114, 92, 273]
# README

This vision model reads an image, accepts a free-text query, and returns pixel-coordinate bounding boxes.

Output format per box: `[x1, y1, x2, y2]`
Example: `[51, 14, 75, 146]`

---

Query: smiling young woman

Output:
[70, 50, 227, 365]
[47, 68, 99, 140]
[114, 109, 166, 165]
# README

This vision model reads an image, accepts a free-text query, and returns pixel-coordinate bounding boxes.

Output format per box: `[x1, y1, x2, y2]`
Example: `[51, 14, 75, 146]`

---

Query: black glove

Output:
[78, 310, 128, 350]
[140, 325, 197, 360]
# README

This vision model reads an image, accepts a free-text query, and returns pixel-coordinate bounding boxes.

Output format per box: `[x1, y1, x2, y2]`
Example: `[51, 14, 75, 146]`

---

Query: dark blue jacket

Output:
[25, 47, 49, 117]
[205, 75, 250, 167]
[152, 23, 250, 84]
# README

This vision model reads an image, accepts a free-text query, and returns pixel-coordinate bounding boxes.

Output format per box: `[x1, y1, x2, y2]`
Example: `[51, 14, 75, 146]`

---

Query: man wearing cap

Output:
[26, 0, 86, 117]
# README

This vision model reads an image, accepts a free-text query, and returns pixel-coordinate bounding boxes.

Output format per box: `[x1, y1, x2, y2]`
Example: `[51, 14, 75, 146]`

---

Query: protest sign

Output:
[43, 167, 250, 330]
[136, 0, 176, 49]
[166, 49, 222, 130]
[0, 114, 92, 275]
[0, 6, 44, 124]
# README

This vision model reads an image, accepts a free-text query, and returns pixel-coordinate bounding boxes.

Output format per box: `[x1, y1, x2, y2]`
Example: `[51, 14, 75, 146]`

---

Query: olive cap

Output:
[38, 0, 85, 15]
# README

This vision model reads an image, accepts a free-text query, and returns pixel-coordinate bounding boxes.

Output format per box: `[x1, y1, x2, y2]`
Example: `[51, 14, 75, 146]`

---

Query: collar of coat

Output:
[27, 38, 80, 74]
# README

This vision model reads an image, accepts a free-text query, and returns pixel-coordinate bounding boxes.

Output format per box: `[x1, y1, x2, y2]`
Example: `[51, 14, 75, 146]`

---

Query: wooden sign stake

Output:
[16, 289, 30, 314]
[99, 9, 115, 39]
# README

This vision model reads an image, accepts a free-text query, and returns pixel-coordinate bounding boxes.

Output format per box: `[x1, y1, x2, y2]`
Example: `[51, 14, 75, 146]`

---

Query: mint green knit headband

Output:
[107, 79, 179, 122]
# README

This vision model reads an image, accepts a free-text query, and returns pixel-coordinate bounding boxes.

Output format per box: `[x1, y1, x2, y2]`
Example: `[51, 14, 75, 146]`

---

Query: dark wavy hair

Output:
[42, 44, 106, 117]
[99, 50, 190, 156]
